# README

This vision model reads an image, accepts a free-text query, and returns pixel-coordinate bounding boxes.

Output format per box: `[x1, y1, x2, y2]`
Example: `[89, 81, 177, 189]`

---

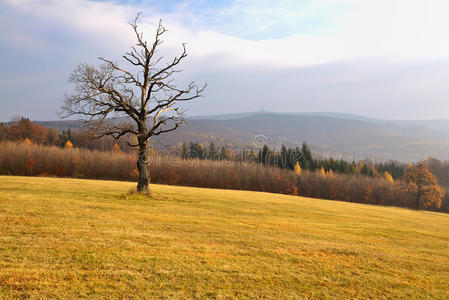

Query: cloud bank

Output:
[1, 0, 449, 121]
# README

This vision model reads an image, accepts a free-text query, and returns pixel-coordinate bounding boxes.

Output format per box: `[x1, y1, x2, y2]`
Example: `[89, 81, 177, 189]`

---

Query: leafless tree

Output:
[61, 13, 206, 193]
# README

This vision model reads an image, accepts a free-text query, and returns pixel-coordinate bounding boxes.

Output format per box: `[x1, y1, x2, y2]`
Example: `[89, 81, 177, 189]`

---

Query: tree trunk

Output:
[416, 182, 421, 210]
[416, 193, 420, 210]
[137, 141, 150, 193]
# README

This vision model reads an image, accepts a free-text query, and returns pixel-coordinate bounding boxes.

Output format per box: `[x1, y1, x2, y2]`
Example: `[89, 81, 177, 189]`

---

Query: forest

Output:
[1, 118, 405, 178]
[1, 118, 448, 211]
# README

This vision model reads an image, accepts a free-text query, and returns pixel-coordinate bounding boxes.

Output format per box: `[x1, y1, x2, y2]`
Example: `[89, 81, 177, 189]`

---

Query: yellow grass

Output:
[1, 176, 449, 299]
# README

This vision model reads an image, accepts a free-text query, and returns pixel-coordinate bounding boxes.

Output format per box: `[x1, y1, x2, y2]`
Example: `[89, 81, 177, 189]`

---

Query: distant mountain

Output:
[188, 111, 377, 122]
[35, 112, 449, 162]
[36, 120, 86, 131]
[188, 112, 257, 120]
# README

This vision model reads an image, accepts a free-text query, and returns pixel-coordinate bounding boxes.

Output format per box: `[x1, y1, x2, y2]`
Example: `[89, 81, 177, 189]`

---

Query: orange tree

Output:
[402, 163, 444, 209]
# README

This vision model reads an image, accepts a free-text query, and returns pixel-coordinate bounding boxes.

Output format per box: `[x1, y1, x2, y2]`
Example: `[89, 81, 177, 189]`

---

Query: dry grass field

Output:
[1, 176, 449, 299]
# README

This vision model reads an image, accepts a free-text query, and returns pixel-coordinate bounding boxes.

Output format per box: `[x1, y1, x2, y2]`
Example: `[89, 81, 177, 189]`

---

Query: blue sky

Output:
[86, 0, 352, 40]
[1, 0, 449, 121]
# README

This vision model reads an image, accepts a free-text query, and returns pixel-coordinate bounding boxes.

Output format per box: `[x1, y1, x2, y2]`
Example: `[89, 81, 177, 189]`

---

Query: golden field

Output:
[1, 176, 449, 299]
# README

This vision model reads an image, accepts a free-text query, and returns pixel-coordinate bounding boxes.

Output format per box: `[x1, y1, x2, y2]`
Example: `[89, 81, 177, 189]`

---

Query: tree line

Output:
[181, 141, 405, 180]
[0, 118, 129, 152]
[0, 141, 446, 211]
[1, 119, 446, 210]
[0, 119, 410, 183]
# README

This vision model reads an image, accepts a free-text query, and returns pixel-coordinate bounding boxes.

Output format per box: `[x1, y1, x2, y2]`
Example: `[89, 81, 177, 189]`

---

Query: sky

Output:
[1, 0, 449, 121]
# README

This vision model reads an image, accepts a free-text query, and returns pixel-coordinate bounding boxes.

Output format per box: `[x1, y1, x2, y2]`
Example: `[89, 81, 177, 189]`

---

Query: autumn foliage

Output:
[112, 144, 121, 153]
[402, 163, 444, 209]
[294, 162, 302, 176]
[0, 118, 130, 152]
[384, 171, 394, 183]
[2, 141, 448, 211]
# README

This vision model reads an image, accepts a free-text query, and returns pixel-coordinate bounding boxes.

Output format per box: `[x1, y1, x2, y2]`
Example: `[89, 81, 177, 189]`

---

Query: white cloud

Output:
[5, 0, 449, 66]
[2, 0, 449, 120]
[147, 0, 449, 68]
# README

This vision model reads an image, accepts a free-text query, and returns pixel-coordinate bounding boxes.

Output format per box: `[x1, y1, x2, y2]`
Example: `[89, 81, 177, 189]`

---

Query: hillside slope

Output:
[163, 113, 449, 161]
[1, 176, 449, 298]
[36, 112, 449, 161]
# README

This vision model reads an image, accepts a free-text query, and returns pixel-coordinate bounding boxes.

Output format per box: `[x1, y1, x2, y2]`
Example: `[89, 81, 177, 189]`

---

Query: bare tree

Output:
[62, 14, 206, 193]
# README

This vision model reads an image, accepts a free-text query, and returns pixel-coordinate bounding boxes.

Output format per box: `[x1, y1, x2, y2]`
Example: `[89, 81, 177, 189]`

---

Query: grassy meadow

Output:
[1, 176, 449, 299]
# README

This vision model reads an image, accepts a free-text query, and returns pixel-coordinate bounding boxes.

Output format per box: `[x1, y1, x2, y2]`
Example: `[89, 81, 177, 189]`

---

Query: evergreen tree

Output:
[280, 145, 288, 169]
[300, 143, 313, 169]
[221, 146, 226, 160]
[208, 142, 218, 160]
[259, 145, 269, 164]
[182, 142, 187, 159]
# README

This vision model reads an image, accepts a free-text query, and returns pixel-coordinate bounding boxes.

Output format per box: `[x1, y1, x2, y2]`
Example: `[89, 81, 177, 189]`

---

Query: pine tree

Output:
[189, 142, 203, 159]
[300, 143, 313, 169]
[199, 143, 204, 159]
[260, 145, 269, 164]
[208, 142, 218, 160]
[182, 142, 187, 159]
[221, 146, 226, 160]
[280, 145, 288, 169]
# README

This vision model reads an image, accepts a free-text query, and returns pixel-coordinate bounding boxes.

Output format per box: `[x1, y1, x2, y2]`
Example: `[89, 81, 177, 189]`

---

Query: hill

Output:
[163, 113, 449, 162]
[1, 176, 449, 298]
[35, 112, 449, 162]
